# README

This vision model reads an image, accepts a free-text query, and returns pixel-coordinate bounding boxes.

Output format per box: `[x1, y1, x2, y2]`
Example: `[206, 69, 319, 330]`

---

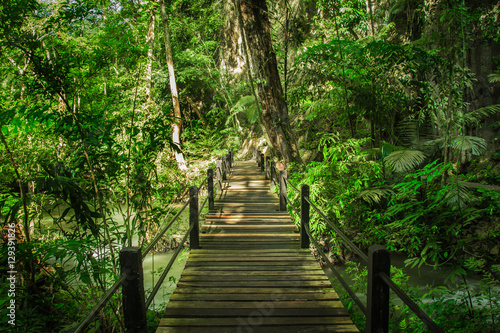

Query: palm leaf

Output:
[381, 141, 404, 159]
[463, 104, 500, 125]
[385, 149, 426, 172]
[450, 136, 486, 155]
[357, 187, 394, 205]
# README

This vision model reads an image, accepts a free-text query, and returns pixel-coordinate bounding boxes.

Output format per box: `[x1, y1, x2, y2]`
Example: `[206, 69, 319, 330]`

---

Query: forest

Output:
[1, 0, 499, 331]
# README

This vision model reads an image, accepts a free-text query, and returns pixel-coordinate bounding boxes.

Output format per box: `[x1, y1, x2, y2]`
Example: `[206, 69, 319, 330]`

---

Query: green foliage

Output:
[384, 149, 426, 172]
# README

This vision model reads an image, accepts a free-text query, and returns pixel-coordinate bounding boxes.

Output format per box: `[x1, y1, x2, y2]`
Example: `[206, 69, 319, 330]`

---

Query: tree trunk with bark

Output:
[146, 3, 155, 109]
[159, 0, 187, 170]
[238, 0, 302, 165]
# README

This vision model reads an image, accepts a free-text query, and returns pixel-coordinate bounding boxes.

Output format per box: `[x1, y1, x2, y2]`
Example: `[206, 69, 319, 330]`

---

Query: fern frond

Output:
[450, 136, 486, 155]
[463, 104, 500, 125]
[246, 104, 259, 124]
[357, 188, 394, 205]
[385, 149, 426, 172]
[488, 73, 500, 83]
[444, 183, 471, 210]
[230, 95, 256, 114]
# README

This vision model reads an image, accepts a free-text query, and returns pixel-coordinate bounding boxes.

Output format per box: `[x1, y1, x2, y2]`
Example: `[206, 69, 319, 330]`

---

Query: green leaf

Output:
[385, 149, 426, 172]
[246, 104, 259, 124]
[357, 187, 394, 205]
[450, 136, 486, 155]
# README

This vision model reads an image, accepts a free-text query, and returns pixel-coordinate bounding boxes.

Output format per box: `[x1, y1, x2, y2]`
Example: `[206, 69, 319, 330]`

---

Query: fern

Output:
[230, 95, 256, 113]
[357, 187, 394, 205]
[385, 149, 426, 172]
[488, 72, 500, 83]
[463, 104, 500, 125]
[246, 103, 259, 124]
[443, 182, 471, 210]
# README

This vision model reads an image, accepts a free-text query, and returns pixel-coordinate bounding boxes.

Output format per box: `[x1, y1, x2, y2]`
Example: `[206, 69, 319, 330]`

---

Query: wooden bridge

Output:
[155, 160, 359, 333]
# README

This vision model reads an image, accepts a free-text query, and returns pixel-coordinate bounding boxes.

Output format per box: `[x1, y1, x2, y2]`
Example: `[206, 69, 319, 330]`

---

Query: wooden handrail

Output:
[71, 150, 233, 333]
[261, 155, 443, 333]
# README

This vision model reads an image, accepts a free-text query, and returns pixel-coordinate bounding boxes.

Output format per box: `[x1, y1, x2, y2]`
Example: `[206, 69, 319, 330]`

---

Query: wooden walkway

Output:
[156, 160, 359, 333]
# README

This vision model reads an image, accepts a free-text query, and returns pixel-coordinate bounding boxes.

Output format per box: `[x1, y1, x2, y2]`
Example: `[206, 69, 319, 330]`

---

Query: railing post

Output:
[190, 186, 200, 249]
[265, 156, 270, 180]
[216, 160, 222, 184]
[279, 170, 287, 211]
[256, 149, 260, 165]
[300, 184, 310, 249]
[367, 245, 390, 333]
[222, 156, 227, 181]
[120, 247, 147, 333]
[270, 161, 276, 191]
[260, 153, 264, 172]
[208, 168, 214, 210]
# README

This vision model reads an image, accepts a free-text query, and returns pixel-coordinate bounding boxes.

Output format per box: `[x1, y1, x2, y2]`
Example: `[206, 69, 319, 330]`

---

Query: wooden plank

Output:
[185, 262, 319, 267]
[175, 281, 332, 288]
[199, 233, 299, 237]
[190, 249, 310, 254]
[163, 308, 349, 317]
[181, 268, 326, 275]
[179, 275, 329, 281]
[155, 160, 359, 333]
[186, 256, 316, 262]
[172, 287, 334, 294]
[189, 250, 308, 255]
[202, 224, 295, 228]
[158, 317, 355, 326]
[169, 292, 340, 301]
[165, 300, 345, 309]
[156, 325, 360, 333]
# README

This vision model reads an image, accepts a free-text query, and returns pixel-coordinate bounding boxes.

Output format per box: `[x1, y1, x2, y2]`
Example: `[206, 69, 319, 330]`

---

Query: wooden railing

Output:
[255, 147, 443, 333]
[71, 149, 234, 332]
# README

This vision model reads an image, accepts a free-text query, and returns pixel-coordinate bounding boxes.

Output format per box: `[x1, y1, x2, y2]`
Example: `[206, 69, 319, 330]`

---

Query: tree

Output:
[159, 0, 187, 170]
[238, 0, 302, 165]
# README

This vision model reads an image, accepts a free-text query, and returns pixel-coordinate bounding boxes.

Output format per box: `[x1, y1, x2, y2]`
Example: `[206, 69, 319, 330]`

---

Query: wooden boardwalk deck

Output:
[155, 160, 359, 333]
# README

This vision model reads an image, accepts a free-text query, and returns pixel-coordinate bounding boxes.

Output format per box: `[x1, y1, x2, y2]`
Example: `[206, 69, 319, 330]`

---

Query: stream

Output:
[325, 252, 500, 312]
[38, 202, 190, 307]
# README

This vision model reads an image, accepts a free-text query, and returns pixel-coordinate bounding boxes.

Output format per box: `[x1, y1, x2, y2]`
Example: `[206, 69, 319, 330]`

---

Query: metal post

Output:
[301, 185, 310, 249]
[367, 245, 390, 333]
[190, 187, 200, 249]
[270, 161, 276, 191]
[279, 170, 287, 211]
[208, 168, 214, 210]
[120, 247, 147, 333]
[265, 156, 270, 180]
[260, 153, 264, 172]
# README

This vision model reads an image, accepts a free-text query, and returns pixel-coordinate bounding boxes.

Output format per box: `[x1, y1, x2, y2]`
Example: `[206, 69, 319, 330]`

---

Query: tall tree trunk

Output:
[159, 0, 187, 170]
[146, 4, 155, 110]
[238, 0, 302, 165]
